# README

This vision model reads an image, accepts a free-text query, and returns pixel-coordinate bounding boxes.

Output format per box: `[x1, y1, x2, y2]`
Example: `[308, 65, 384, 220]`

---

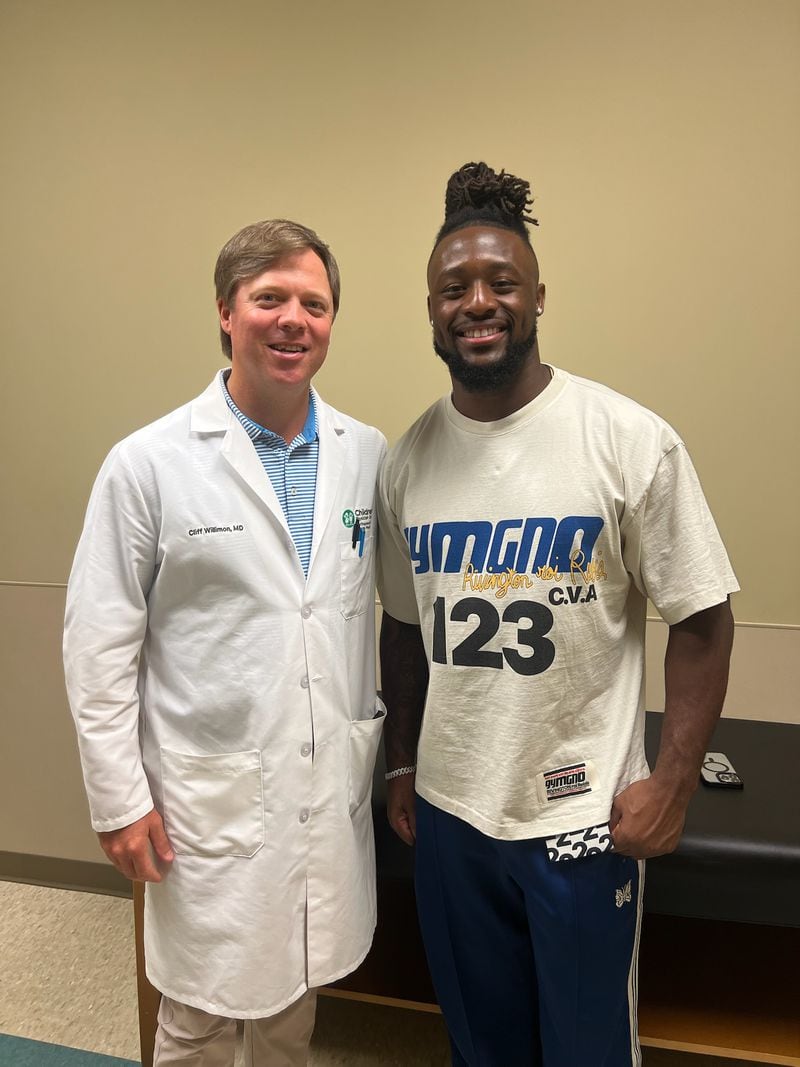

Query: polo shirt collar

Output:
[219, 369, 318, 446]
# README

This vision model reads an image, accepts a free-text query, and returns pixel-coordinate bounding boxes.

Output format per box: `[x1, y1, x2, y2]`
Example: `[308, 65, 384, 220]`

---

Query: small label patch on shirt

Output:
[542, 760, 593, 802]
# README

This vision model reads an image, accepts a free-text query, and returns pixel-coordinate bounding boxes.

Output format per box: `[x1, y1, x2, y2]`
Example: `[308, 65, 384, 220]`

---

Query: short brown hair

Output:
[214, 218, 341, 359]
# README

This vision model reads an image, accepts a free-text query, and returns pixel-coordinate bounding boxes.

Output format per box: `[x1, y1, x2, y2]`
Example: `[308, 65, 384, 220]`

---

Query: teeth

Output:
[462, 327, 501, 338]
[272, 345, 305, 352]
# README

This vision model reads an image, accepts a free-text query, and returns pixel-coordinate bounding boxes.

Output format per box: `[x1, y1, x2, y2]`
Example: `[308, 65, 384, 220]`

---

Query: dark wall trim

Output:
[0, 851, 132, 898]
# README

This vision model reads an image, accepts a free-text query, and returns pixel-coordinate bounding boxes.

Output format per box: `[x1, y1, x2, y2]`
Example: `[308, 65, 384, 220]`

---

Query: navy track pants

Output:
[415, 795, 643, 1067]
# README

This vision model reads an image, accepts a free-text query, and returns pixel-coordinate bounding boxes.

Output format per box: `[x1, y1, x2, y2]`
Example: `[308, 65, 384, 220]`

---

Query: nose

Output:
[277, 297, 304, 330]
[463, 280, 496, 317]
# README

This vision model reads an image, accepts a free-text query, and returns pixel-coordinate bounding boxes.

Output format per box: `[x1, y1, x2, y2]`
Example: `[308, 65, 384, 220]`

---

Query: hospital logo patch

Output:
[543, 761, 592, 802]
[342, 507, 373, 530]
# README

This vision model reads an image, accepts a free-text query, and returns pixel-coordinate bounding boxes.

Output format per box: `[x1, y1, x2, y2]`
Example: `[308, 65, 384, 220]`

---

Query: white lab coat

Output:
[64, 374, 387, 1017]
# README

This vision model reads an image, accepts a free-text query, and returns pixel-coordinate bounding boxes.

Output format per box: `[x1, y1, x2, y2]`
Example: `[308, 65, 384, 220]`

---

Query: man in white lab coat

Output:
[64, 219, 387, 1065]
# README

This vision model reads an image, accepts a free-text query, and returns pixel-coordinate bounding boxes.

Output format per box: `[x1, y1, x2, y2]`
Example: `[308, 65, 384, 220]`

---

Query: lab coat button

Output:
[299, 809, 310, 824]
[300, 675, 309, 689]
[301, 606, 312, 619]
[300, 743, 312, 757]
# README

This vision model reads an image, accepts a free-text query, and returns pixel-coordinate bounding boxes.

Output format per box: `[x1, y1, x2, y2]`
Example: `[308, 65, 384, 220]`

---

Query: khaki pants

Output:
[153, 990, 318, 1067]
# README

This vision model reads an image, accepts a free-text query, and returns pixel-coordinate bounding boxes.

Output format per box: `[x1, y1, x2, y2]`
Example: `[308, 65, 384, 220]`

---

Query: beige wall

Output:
[1, 0, 797, 863]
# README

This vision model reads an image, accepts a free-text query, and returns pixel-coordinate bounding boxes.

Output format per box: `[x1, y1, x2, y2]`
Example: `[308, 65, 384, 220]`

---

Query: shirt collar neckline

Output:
[219, 368, 318, 446]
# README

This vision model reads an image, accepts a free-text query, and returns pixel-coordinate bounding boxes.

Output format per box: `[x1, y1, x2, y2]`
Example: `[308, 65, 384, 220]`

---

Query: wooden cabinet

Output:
[638, 915, 799, 1064]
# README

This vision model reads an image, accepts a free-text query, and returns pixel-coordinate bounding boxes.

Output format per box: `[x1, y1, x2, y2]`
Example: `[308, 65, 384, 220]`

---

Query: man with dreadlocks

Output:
[376, 162, 737, 1066]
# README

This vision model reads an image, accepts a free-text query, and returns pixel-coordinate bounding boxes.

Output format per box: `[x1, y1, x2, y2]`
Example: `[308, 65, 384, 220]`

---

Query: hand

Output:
[387, 774, 416, 846]
[98, 808, 174, 882]
[610, 775, 691, 859]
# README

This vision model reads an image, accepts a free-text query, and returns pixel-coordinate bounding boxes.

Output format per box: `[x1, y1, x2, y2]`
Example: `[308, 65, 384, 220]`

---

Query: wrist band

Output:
[385, 765, 416, 780]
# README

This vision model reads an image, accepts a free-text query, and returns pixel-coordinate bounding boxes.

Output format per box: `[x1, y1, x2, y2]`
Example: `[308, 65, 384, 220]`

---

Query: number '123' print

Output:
[431, 596, 556, 676]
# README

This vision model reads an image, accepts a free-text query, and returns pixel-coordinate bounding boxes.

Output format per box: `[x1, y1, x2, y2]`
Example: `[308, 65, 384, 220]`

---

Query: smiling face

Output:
[427, 225, 545, 399]
[218, 248, 334, 403]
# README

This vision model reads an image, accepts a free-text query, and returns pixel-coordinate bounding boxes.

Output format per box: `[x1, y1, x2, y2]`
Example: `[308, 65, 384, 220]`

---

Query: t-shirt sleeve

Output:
[621, 442, 739, 625]
[375, 459, 421, 626]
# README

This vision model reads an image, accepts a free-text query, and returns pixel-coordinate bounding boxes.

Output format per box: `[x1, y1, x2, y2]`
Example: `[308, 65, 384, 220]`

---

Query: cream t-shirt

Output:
[377, 367, 738, 840]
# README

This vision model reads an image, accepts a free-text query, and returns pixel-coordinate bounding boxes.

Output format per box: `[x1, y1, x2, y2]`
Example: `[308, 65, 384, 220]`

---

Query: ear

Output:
[217, 297, 233, 335]
[427, 294, 432, 325]
[536, 283, 546, 316]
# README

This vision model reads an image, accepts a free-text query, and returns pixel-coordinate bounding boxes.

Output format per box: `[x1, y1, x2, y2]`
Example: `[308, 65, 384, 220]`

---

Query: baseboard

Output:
[0, 850, 132, 898]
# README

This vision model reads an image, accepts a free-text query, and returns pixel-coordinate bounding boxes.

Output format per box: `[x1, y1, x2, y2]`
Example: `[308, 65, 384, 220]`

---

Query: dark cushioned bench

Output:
[640, 713, 799, 928]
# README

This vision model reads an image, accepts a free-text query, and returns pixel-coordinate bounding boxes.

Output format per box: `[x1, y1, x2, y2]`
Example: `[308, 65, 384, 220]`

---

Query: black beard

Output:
[433, 321, 538, 392]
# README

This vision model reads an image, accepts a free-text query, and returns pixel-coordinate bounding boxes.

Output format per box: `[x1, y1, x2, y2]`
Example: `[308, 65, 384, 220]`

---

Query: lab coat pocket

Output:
[340, 533, 373, 620]
[348, 698, 386, 814]
[160, 748, 264, 857]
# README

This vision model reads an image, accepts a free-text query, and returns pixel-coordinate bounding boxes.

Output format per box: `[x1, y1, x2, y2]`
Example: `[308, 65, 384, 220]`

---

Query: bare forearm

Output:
[611, 597, 734, 858]
[656, 597, 735, 799]
[380, 611, 428, 770]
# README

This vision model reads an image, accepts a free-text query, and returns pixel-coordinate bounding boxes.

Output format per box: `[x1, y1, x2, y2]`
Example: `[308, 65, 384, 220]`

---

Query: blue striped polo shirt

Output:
[220, 370, 318, 576]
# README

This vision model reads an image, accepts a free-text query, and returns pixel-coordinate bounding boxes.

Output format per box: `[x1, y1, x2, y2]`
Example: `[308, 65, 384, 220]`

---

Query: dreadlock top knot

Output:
[444, 162, 538, 227]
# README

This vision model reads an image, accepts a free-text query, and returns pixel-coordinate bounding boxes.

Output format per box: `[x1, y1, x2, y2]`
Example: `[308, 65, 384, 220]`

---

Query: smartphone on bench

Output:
[701, 752, 744, 789]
